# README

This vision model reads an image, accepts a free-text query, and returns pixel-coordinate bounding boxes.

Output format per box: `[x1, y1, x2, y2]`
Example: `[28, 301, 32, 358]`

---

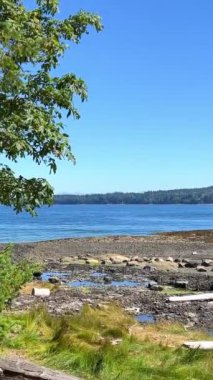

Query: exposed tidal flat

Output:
[4, 230, 213, 329]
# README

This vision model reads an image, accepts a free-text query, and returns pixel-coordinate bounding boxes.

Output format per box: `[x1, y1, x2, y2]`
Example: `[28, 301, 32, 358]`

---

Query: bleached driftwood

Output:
[0, 356, 82, 379]
[183, 341, 213, 350]
[32, 288, 50, 297]
[168, 293, 213, 302]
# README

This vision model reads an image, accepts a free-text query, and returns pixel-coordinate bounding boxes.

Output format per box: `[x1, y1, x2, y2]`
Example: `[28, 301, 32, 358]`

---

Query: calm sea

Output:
[0, 204, 213, 243]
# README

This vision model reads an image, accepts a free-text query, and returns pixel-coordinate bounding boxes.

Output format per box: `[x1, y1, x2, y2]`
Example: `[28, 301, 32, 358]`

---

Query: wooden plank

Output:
[168, 293, 213, 302]
[183, 341, 213, 350]
[0, 357, 82, 380]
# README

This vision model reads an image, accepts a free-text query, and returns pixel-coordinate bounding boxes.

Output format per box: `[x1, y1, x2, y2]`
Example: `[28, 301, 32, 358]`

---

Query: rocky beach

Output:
[4, 230, 213, 331]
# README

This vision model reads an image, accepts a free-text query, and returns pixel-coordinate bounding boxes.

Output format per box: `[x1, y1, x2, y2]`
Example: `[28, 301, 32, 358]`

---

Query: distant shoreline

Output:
[53, 203, 213, 205]
[54, 186, 213, 204]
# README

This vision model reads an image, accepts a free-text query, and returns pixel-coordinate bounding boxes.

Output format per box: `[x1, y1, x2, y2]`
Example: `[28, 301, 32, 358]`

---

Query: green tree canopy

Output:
[0, 0, 102, 214]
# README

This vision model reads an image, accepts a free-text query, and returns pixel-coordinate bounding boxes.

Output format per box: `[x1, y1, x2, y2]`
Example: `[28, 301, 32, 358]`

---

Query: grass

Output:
[161, 286, 197, 295]
[0, 304, 213, 379]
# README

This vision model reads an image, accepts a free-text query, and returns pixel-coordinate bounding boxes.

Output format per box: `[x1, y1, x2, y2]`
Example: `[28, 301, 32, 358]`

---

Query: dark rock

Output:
[174, 258, 182, 263]
[143, 265, 155, 272]
[178, 262, 185, 268]
[127, 261, 140, 266]
[174, 280, 189, 289]
[103, 276, 112, 284]
[185, 260, 201, 268]
[33, 271, 42, 278]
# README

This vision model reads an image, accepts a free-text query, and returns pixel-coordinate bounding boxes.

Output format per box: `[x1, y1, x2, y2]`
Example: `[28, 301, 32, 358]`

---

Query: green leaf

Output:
[0, 0, 102, 214]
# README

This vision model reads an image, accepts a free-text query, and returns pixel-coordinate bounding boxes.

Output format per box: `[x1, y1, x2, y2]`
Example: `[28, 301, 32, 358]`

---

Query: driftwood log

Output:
[31, 288, 50, 297]
[0, 357, 82, 379]
[183, 341, 213, 350]
[168, 293, 213, 302]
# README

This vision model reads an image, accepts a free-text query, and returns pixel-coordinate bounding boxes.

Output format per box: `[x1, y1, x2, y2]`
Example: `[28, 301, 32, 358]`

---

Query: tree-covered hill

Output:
[54, 186, 213, 204]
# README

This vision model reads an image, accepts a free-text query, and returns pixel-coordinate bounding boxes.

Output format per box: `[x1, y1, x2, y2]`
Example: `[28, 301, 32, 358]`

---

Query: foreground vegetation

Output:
[0, 246, 37, 311]
[54, 186, 213, 204]
[0, 304, 212, 380]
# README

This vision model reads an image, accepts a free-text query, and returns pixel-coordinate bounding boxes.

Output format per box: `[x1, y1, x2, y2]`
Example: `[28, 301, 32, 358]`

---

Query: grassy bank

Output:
[0, 304, 212, 380]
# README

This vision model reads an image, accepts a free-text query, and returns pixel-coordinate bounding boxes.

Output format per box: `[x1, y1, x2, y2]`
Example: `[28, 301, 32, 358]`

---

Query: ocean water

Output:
[0, 204, 213, 243]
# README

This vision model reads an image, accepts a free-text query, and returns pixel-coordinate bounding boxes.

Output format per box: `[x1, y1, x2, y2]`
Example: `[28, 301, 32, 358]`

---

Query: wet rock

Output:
[154, 258, 164, 262]
[197, 266, 207, 272]
[48, 277, 60, 284]
[103, 276, 112, 284]
[149, 284, 163, 291]
[61, 279, 68, 284]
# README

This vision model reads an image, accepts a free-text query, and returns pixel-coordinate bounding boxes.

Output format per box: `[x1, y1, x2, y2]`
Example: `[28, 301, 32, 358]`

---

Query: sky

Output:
[5, 0, 213, 193]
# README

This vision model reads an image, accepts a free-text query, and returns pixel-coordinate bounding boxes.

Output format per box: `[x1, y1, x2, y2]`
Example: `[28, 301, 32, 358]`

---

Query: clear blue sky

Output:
[5, 0, 213, 193]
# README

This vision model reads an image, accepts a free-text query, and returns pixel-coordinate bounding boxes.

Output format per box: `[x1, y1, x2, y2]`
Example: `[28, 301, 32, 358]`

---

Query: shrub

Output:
[0, 245, 37, 311]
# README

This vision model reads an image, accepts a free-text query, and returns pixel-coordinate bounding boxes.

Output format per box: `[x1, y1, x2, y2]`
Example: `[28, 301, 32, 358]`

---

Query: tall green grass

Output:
[0, 305, 212, 379]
